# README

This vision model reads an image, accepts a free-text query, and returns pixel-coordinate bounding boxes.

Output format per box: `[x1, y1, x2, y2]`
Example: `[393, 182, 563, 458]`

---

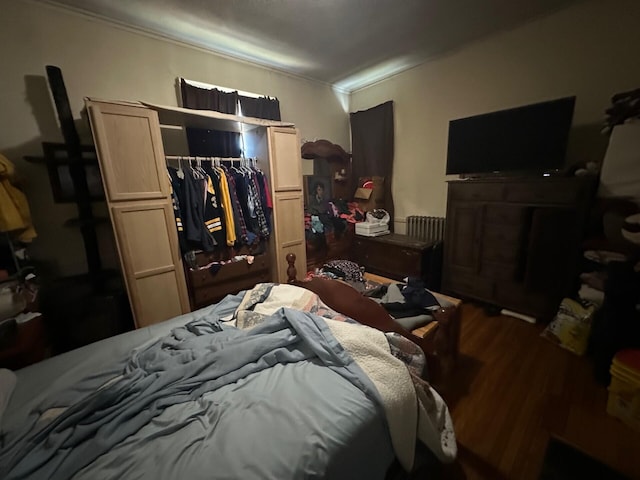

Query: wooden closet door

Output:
[268, 127, 306, 281]
[86, 100, 190, 328]
[270, 127, 303, 191]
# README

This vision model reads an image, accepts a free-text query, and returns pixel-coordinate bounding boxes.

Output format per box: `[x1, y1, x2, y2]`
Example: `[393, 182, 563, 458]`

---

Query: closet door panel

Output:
[111, 201, 190, 327]
[269, 127, 302, 191]
[134, 272, 185, 328]
[274, 193, 305, 247]
[87, 99, 190, 329]
[88, 103, 168, 201]
[272, 192, 306, 283]
[113, 205, 175, 274]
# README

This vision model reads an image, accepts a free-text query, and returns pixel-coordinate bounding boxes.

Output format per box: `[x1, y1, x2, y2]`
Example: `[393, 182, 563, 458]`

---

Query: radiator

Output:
[406, 215, 446, 243]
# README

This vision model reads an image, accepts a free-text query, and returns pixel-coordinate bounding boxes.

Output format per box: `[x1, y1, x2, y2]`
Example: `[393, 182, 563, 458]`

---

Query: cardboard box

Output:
[354, 176, 385, 212]
[355, 222, 390, 237]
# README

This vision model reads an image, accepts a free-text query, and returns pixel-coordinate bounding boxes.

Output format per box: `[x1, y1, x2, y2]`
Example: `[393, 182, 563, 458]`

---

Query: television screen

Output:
[446, 96, 576, 175]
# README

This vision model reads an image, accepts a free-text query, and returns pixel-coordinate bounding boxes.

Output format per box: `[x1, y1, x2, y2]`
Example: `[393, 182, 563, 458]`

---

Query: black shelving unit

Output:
[23, 66, 134, 353]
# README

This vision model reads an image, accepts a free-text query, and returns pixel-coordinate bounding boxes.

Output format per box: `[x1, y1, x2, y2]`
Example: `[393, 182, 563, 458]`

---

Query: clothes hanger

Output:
[177, 156, 185, 179]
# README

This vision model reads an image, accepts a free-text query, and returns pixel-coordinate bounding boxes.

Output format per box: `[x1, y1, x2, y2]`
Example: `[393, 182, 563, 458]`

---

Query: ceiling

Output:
[44, 0, 585, 92]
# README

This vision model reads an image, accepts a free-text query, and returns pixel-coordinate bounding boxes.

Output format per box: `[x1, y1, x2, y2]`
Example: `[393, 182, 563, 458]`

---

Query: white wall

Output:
[0, 0, 350, 276]
[350, 0, 640, 233]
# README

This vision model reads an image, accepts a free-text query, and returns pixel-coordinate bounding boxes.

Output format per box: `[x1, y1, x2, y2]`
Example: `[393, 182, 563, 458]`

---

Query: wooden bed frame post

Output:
[286, 253, 297, 283]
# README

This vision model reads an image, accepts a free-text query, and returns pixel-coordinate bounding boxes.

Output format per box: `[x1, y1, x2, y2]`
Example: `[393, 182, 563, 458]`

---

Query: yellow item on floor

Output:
[0, 154, 37, 242]
[541, 298, 595, 355]
[607, 349, 640, 432]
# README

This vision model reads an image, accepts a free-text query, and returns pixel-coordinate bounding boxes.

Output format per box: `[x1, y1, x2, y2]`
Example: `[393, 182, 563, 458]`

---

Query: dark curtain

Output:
[239, 95, 281, 120]
[180, 79, 241, 157]
[350, 101, 394, 222]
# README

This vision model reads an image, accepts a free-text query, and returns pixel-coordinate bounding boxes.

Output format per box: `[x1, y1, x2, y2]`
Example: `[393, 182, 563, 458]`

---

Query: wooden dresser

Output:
[187, 251, 271, 309]
[351, 233, 437, 282]
[442, 177, 596, 319]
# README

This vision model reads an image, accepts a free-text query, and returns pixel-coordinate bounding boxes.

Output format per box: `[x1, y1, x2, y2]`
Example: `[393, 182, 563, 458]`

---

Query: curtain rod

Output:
[181, 78, 269, 100]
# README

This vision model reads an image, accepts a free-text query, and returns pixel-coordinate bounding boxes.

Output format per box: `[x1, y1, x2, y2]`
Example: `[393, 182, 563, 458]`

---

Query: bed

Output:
[0, 259, 457, 480]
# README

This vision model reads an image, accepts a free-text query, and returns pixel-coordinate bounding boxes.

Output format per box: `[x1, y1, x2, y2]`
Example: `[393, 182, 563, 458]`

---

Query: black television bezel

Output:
[445, 96, 576, 177]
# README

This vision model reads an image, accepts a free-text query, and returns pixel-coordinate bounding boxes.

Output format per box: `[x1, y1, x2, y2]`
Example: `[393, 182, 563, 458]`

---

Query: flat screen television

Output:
[446, 96, 576, 176]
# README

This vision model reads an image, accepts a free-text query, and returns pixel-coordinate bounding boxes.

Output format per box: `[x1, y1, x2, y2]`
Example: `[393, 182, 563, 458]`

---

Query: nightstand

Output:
[0, 315, 50, 370]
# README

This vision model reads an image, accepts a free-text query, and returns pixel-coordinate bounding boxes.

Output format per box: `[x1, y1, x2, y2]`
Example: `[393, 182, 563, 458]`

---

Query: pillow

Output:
[0, 368, 17, 426]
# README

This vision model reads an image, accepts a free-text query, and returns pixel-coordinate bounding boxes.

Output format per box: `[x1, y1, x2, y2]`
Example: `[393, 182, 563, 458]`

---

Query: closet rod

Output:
[165, 155, 257, 162]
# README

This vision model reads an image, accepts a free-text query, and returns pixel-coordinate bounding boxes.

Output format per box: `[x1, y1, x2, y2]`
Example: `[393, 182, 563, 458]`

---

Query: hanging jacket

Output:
[257, 171, 272, 232]
[183, 168, 215, 251]
[167, 168, 189, 254]
[249, 172, 269, 238]
[0, 154, 36, 242]
[202, 170, 225, 248]
[233, 171, 259, 237]
[215, 166, 236, 246]
[225, 170, 248, 244]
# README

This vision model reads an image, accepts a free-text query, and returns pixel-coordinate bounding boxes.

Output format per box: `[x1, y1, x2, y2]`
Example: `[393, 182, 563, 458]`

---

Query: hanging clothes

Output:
[248, 173, 269, 239]
[214, 166, 237, 247]
[182, 165, 215, 251]
[167, 168, 188, 254]
[166, 158, 272, 252]
[201, 164, 226, 248]
[224, 169, 248, 245]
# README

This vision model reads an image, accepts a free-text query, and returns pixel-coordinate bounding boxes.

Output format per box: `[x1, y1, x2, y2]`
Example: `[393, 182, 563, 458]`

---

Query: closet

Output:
[85, 98, 306, 328]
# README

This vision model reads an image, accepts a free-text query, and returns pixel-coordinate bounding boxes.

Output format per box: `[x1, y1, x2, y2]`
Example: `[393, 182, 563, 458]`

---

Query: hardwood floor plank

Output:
[444, 303, 640, 479]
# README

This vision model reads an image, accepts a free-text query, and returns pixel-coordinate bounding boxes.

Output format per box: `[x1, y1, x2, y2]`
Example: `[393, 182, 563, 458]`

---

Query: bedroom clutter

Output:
[541, 299, 596, 354]
[355, 209, 390, 237]
[354, 176, 386, 213]
[607, 349, 640, 432]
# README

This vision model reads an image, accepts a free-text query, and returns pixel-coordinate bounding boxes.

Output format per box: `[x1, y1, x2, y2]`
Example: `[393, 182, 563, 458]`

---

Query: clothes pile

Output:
[365, 277, 441, 332]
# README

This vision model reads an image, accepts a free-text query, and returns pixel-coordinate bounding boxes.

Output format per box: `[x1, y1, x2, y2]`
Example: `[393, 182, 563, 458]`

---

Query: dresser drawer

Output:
[481, 226, 523, 263]
[188, 254, 270, 289]
[504, 181, 582, 204]
[484, 205, 527, 225]
[192, 269, 271, 309]
[449, 182, 505, 202]
[480, 261, 519, 281]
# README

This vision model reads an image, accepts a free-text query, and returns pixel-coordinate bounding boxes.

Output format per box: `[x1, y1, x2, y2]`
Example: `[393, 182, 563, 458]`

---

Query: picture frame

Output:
[303, 175, 332, 209]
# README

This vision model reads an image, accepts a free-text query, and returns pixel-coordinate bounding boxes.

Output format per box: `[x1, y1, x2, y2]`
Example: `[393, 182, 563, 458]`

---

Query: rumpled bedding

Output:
[233, 283, 456, 468]
[0, 283, 455, 480]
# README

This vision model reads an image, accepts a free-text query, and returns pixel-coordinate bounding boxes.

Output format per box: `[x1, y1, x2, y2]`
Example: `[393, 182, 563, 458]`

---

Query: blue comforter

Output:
[1, 306, 394, 480]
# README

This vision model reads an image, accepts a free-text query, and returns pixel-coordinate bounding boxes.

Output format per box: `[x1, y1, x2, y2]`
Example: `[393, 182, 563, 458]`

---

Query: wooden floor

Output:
[439, 303, 640, 480]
